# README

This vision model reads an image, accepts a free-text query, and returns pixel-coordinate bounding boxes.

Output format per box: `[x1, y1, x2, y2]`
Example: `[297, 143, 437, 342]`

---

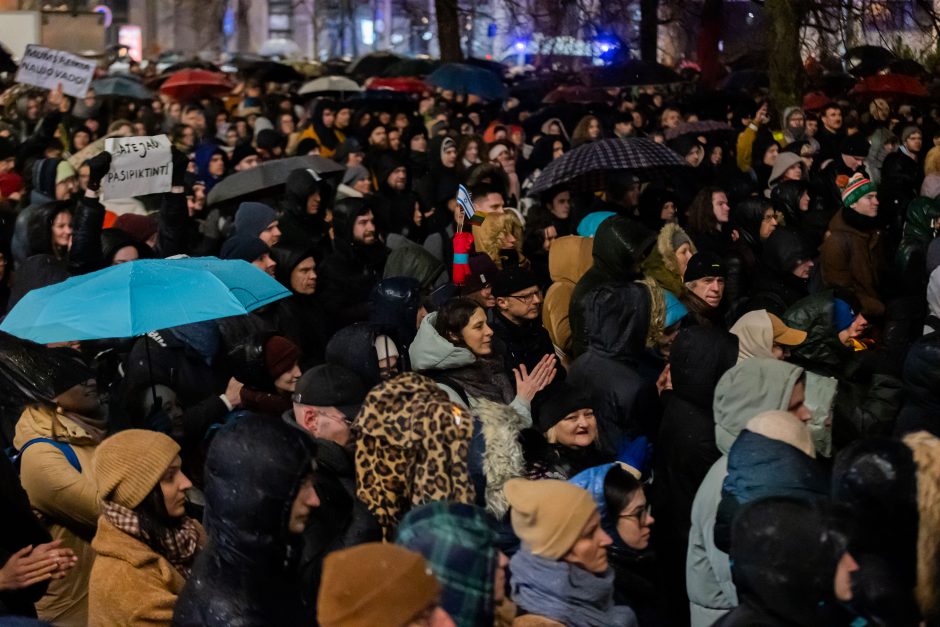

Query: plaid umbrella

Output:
[529, 137, 688, 195]
[665, 120, 733, 141]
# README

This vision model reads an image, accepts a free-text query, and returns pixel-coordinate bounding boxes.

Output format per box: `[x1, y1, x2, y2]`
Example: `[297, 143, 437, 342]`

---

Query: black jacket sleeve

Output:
[68, 193, 105, 275]
[156, 191, 190, 258]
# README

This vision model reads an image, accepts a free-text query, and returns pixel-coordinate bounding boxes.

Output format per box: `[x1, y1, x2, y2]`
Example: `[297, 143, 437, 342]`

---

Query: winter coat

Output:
[172, 415, 317, 627]
[325, 322, 391, 389]
[489, 310, 560, 385]
[743, 228, 811, 317]
[383, 238, 445, 290]
[88, 517, 191, 626]
[896, 196, 940, 298]
[896, 331, 940, 438]
[641, 223, 695, 296]
[542, 235, 593, 360]
[686, 359, 804, 627]
[567, 283, 660, 453]
[415, 136, 461, 228]
[902, 432, 940, 625]
[369, 152, 422, 240]
[819, 209, 888, 318]
[277, 168, 332, 254]
[879, 149, 921, 229]
[13, 405, 101, 627]
[569, 215, 656, 358]
[368, 276, 423, 370]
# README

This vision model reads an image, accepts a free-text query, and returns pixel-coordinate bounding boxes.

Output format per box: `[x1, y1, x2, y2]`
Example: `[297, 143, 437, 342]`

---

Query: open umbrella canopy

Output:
[664, 120, 734, 141]
[427, 63, 508, 100]
[850, 73, 928, 98]
[366, 77, 430, 94]
[206, 155, 344, 207]
[1, 258, 290, 344]
[160, 69, 232, 101]
[719, 69, 769, 92]
[91, 76, 153, 100]
[234, 54, 303, 83]
[844, 45, 896, 76]
[347, 51, 403, 81]
[585, 60, 682, 87]
[0, 332, 96, 404]
[529, 137, 688, 195]
[381, 58, 440, 77]
[542, 85, 613, 105]
[298, 75, 362, 96]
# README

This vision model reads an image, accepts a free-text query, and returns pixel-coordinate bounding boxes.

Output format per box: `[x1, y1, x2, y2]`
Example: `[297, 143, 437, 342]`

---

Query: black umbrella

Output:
[664, 120, 734, 141]
[382, 58, 441, 78]
[719, 69, 769, 92]
[234, 54, 302, 83]
[207, 155, 344, 207]
[585, 60, 682, 87]
[163, 60, 222, 74]
[0, 332, 95, 405]
[342, 92, 418, 115]
[346, 51, 403, 81]
[844, 45, 895, 77]
[529, 137, 688, 195]
[888, 58, 926, 77]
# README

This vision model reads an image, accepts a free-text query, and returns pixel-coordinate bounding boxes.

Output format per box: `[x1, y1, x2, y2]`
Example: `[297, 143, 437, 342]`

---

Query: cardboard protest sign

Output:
[15, 45, 96, 99]
[102, 134, 173, 201]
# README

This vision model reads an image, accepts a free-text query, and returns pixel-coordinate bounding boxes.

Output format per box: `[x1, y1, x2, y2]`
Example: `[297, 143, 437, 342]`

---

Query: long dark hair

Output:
[433, 297, 482, 347]
[687, 186, 725, 236]
[603, 464, 643, 518]
[133, 483, 184, 557]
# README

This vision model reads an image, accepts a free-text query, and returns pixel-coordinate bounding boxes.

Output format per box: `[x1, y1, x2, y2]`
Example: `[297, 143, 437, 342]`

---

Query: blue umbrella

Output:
[426, 63, 507, 100]
[1, 257, 289, 344]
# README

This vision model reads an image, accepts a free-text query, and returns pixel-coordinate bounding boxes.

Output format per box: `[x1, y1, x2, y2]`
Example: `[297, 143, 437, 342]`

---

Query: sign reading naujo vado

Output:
[102, 134, 173, 201]
[15, 45, 96, 99]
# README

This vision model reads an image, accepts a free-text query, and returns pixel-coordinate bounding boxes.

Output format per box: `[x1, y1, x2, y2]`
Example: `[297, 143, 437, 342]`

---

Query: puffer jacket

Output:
[819, 209, 888, 318]
[686, 359, 804, 627]
[896, 196, 940, 298]
[569, 215, 656, 358]
[172, 415, 317, 627]
[641, 223, 695, 296]
[14, 405, 101, 627]
[542, 235, 593, 360]
[896, 332, 940, 438]
[567, 283, 660, 453]
[742, 227, 811, 317]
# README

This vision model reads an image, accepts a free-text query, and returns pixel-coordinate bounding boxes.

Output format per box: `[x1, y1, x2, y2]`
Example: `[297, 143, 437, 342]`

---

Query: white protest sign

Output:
[102, 134, 173, 201]
[15, 45, 96, 99]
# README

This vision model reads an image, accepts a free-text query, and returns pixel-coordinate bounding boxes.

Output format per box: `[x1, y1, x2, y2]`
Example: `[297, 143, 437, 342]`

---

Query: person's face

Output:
[688, 276, 725, 308]
[833, 552, 859, 602]
[686, 145, 705, 168]
[179, 126, 195, 148]
[625, 183, 641, 208]
[86, 118, 101, 134]
[467, 285, 496, 309]
[215, 112, 228, 129]
[78, 165, 91, 190]
[712, 192, 730, 223]
[759, 207, 778, 240]
[411, 134, 428, 152]
[259, 220, 281, 246]
[763, 144, 779, 166]
[352, 211, 377, 244]
[303, 405, 353, 446]
[394, 113, 409, 131]
[497, 149, 515, 173]
[208, 153, 225, 176]
[236, 154, 260, 171]
[563, 510, 612, 575]
[551, 139, 565, 159]
[280, 114, 295, 135]
[369, 126, 388, 147]
[133, 122, 147, 136]
[168, 102, 181, 118]
[73, 132, 90, 151]
[55, 177, 77, 201]
[852, 191, 879, 217]
[388, 130, 401, 152]
[55, 378, 100, 416]
[349, 176, 369, 194]
[289, 257, 317, 295]
[662, 109, 681, 129]
[788, 112, 805, 129]
[52, 211, 73, 248]
[787, 379, 812, 422]
[550, 191, 571, 219]
[823, 107, 843, 131]
[839, 313, 868, 346]
[288, 475, 320, 534]
[498, 285, 541, 322]
[184, 109, 206, 131]
[499, 228, 517, 250]
[253, 252, 276, 276]
[661, 201, 677, 222]
[345, 150, 364, 167]
[710, 145, 723, 165]
[464, 141, 479, 163]
[0, 156, 13, 175]
[675, 243, 694, 276]
[318, 108, 335, 129]
[805, 119, 818, 136]
[843, 154, 865, 171]
[587, 118, 601, 138]
[632, 111, 644, 129]
[112, 245, 139, 265]
[387, 166, 407, 191]
[441, 146, 458, 169]
[554, 408, 597, 448]
[477, 193, 504, 214]
[799, 190, 811, 211]
[306, 190, 321, 215]
[159, 455, 192, 518]
[783, 163, 802, 181]
[275, 362, 302, 394]
[457, 307, 493, 356]
[335, 108, 351, 128]
[792, 259, 814, 279]
[616, 488, 654, 551]
[905, 132, 923, 154]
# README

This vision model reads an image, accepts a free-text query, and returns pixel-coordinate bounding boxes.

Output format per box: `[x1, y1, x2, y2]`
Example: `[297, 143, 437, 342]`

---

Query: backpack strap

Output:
[16, 438, 82, 473]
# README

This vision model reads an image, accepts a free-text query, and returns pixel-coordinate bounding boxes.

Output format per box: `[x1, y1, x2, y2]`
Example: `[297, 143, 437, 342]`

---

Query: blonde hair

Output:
[476, 212, 526, 269]
[925, 146, 940, 177]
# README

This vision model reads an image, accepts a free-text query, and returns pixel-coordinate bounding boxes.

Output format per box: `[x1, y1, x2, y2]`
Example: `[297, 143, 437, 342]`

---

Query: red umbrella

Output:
[366, 77, 430, 94]
[849, 73, 927, 98]
[542, 85, 613, 105]
[160, 69, 233, 101]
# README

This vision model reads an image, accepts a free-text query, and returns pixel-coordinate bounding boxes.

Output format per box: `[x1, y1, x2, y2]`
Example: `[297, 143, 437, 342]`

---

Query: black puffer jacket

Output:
[743, 227, 811, 317]
[277, 168, 333, 255]
[896, 331, 940, 438]
[172, 415, 317, 627]
[325, 322, 389, 388]
[567, 283, 660, 453]
[369, 151, 421, 240]
[368, 277, 421, 371]
[568, 215, 655, 358]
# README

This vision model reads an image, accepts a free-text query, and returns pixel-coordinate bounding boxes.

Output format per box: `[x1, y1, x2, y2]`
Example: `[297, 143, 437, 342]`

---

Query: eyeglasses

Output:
[508, 290, 541, 304]
[620, 503, 652, 525]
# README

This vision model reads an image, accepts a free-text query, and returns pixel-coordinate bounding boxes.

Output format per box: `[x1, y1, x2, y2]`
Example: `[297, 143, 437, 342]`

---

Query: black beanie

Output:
[230, 142, 258, 167]
[492, 266, 538, 298]
[256, 128, 285, 151]
[683, 252, 726, 282]
[841, 134, 871, 158]
[536, 384, 593, 433]
[220, 235, 270, 263]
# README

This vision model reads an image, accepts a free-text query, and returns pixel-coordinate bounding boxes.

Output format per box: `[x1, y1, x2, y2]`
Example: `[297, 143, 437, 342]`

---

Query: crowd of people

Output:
[0, 54, 939, 627]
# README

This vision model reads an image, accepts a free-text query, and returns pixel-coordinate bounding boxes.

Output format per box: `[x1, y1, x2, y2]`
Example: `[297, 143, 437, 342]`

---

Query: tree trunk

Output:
[435, 0, 463, 62]
[696, 0, 723, 87]
[639, 0, 658, 61]
[765, 0, 802, 108]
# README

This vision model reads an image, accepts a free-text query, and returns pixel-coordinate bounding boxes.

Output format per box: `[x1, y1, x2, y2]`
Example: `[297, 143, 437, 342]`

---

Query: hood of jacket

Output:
[729, 309, 777, 362]
[283, 167, 334, 228]
[409, 312, 477, 372]
[270, 242, 318, 291]
[427, 135, 457, 175]
[723, 428, 826, 507]
[641, 223, 694, 294]
[581, 283, 650, 361]
[383, 240, 445, 289]
[548, 235, 594, 284]
[762, 227, 809, 275]
[31, 157, 60, 201]
[325, 322, 385, 387]
[369, 276, 421, 349]
[903, 335, 940, 407]
[713, 358, 804, 454]
[902, 196, 940, 245]
[731, 197, 770, 248]
[13, 404, 102, 449]
[770, 179, 809, 225]
[768, 151, 803, 187]
[669, 326, 739, 409]
[568, 463, 623, 546]
[374, 151, 409, 195]
[332, 196, 372, 245]
[591, 215, 656, 279]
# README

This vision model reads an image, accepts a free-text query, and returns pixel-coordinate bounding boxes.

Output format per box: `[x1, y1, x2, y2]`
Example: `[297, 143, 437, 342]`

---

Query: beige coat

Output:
[542, 235, 594, 361]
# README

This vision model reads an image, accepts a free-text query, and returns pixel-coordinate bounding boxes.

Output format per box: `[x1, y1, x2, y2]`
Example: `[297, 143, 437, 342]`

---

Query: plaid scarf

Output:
[102, 500, 200, 578]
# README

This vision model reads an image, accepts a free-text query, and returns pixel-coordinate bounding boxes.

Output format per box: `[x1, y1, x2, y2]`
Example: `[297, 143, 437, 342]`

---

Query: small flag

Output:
[456, 184, 485, 225]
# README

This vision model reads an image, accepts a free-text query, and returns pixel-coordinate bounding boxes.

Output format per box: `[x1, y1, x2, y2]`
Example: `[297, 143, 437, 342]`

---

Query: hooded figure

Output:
[100, 228, 153, 267]
[641, 223, 696, 295]
[305, 99, 343, 158]
[686, 358, 805, 627]
[278, 167, 334, 253]
[542, 235, 594, 361]
[12, 157, 61, 267]
[369, 276, 423, 369]
[725, 197, 773, 312]
[568, 283, 661, 453]
[370, 151, 421, 240]
[568, 215, 656, 358]
[382, 239, 446, 290]
[193, 143, 227, 192]
[896, 196, 940, 297]
[415, 135, 460, 230]
[325, 322, 398, 389]
[897, 319, 940, 438]
[744, 227, 813, 316]
[172, 415, 318, 627]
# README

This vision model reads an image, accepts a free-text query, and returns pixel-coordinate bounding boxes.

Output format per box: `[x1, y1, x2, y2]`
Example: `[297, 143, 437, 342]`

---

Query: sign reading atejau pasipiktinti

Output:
[102, 134, 173, 201]
[15, 45, 96, 99]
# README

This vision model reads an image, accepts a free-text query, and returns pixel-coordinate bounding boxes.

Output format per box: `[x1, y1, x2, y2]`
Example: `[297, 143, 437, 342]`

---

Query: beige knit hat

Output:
[504, 478, 597, 559]
[318, 543, 440, 627]
[94, 429, 180, 508]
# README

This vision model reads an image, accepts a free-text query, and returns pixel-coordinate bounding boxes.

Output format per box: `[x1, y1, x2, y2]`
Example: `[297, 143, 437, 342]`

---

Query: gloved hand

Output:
[85, 151, 112, 192]
[171, 147, 190, 188]
[616, 435, 652, 480]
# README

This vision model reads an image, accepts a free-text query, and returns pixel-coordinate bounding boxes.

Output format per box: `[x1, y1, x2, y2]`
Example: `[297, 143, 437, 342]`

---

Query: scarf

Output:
[842, 205, 881, 232]
[444, 356, 515, 405]
[510, 549, 637, 627]
[102, 500, 201, 578]
[59, 410, 107, 444]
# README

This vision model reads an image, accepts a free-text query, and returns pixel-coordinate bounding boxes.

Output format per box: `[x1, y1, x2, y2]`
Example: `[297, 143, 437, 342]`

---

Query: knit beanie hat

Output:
[234, 201, 277, 238]
[460, 252, 498, 295]
[263, 335, 300, 379]
[841, 172, 876, 208]
[230, 142, 258, 167]
[342, 165, 370, 186]
[220, 235, 270, 263]
[832, 298, 857, 332]
[536, 384, 593, 433]
[841, 134, 871, 158]
[95, 430, 180, 508]
[504, 478, 598, 559]
[901, 125, 921, 143]
[56, 159, 77, 184]
[684, 251, 726, 282]
[492, 266, 538, 298]
[670, 227, 692, 253]
[318, 543, 441, 627]
[113, 213, 158, 244]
